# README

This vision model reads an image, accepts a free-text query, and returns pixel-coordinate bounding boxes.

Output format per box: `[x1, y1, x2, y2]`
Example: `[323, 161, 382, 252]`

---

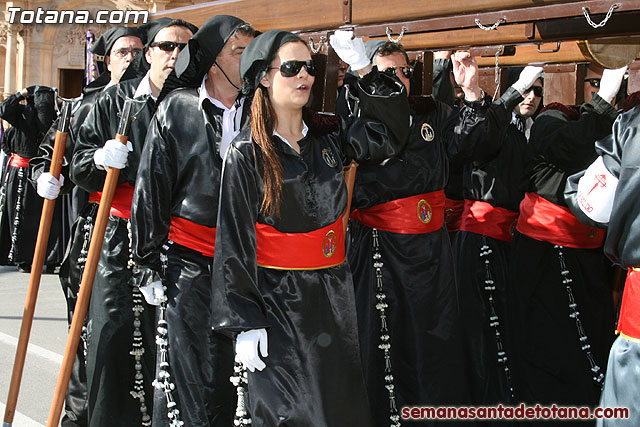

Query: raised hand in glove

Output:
[36, 172, 64, 200]
[329, 30, 370, 72]
[94, 139, 133, 170]
[598, 66, 627, 104]
[512, 66, 544, 96]
[236, 328, 268, 372]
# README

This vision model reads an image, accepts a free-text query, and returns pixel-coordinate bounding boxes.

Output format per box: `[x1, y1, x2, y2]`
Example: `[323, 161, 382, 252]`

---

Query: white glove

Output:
[598, 66, 627, 104]
[139, 281, 166, 306]
[37, 172, 64, 200]
[236, 328, 268, 372]
[512, 66, 544, 96]
[93, 139, 133, 170]
[329, 30, 369, 71]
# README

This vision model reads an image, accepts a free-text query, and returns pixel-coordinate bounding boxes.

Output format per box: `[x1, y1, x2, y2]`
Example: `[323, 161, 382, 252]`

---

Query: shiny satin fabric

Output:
[212, 74, 409, 425]
[345, 95, 487, 425]
[152, 243, 235, 427]
[596, 337, 640, 427]
[507, 233, 615, 417]
[132, 87, 248, 274]
[348, 222, 470, 426]
[454, 231, 515, 411]
[58, 202, 99, 427]
[524, 94, 618, 207]
[85, 217, 156, 426]
[1, 162, 67, 265]
[72, 77, 156, 194]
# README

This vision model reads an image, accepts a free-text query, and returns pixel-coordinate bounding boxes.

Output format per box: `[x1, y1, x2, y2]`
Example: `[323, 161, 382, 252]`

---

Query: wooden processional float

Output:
[153, 0, 640, 108]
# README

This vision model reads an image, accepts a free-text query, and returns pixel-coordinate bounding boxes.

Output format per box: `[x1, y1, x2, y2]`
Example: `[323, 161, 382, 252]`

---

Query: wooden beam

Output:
[543, 63, 586, 105]
[151, 0, 346, 31]
[352, 0, 640, 37]
[366, 23, 540, 51]
[351, 0, 581, 26]
[475, 42, 588, 66]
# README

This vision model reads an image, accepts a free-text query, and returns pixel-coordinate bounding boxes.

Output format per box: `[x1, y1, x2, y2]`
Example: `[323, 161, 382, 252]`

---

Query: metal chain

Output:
[308, 36, 326, 54]
[556, 245, 605, 388]
[493, 46, 504, 100]
[372, 229, 401, 427]
[582, 3, 621, 29]
[386, 26, 407, 43]
[480, 238, 515, 400]
[475, 16, 506, 31]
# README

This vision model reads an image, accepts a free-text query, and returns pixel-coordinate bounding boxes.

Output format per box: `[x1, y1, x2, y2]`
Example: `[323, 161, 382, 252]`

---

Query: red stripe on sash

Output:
[460, 199, 519, 242]
[351, 190, 445, 234]
[256, 216, 345, 270]
[168, 216, 216, 257]
[516, 192, 605, 248]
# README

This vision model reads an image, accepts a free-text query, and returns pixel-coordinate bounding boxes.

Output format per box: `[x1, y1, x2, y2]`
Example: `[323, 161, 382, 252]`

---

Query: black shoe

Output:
[17, 263, 31, 273]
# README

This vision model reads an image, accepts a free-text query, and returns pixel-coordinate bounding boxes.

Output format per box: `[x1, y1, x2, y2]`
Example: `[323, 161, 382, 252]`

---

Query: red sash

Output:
[460, 200, 519, 242]
[89, 192, 101, 203]
[256, 216, 345, 270]
[9, 153, 30, 168]
[445, 198, 464, 232]
[516, 192, 605, 249]
[109, 183, 135, 219]
[617, 269, 640, 341]
[168, 216, 216, 257]
[350, 190, 445, 234]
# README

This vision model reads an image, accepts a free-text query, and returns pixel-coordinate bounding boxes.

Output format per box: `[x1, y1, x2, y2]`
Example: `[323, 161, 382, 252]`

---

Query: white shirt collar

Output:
[133, 71, 156, 101]
[199, 76, 246, 159]
[273, 121, 309, 149]
[511, 112, 534, 141]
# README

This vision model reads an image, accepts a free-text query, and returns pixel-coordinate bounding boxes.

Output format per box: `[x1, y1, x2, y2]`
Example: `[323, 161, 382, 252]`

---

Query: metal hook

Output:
[582, 3, 621, 29]
[386, 26, 408, 43]
[536, 41, 561, 53]
[475, 16, 507, 31]
[308, 36, 326, 54]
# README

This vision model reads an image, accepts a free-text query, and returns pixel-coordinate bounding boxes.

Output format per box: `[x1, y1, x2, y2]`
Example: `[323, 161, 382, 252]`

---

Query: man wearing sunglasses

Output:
[507, 64, 627, 414]
[71, 17, 197, 427]
[449, 64, 544, 413]
[130, 15, 254, 427]
[332, 35, 508, 425]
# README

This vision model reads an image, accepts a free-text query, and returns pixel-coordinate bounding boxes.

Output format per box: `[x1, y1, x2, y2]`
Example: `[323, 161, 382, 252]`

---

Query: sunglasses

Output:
[523, 86, 543, 97]
[269, 60, 316, 77]
[112, 48, 142, 58]
[585, 78, 601, 88]
[149, 41, 187, 52]
[383, 65, 414, 79]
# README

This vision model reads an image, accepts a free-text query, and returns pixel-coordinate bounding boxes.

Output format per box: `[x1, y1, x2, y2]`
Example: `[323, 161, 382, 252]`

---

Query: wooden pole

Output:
[342, 160, 358, 234]
[46, 99, 135, 427]
[3, 101, 72, 427]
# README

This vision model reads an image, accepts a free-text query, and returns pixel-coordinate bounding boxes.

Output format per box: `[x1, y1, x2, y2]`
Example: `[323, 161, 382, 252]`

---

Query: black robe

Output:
[71, 77, 157, 427]
[131, 87, 248, 426]
[211, 70, 410, 427]
[347, 93, 490, 426]
[29, 74, 111, 427]
[0, 91, 62, 267]
[565, 104, 640, 427]
[453, 87, 528, 408]
[508, 94, 618, 418]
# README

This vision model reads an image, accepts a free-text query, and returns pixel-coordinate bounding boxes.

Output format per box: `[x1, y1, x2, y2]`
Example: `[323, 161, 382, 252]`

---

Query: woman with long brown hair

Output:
[210, 30, 409, 426]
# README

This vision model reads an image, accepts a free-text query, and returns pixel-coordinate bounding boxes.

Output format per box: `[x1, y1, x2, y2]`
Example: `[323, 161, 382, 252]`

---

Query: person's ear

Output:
[260, 74, 271, 88]
[145, 48, 153, 66]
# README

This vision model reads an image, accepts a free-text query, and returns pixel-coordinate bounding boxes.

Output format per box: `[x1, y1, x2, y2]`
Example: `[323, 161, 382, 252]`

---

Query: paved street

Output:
[0, 265, 68, 426]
